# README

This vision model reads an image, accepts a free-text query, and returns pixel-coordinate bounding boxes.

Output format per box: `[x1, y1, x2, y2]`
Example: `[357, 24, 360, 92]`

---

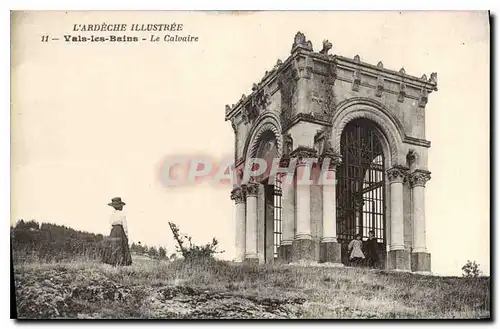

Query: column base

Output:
[291, 239, 316, 262]
[387, 250, 411, 271]
[411, 252, 431, 272]
[319, 241, 342, 264]
[244, 258, 260, 265]
[278, 244, 293, 262]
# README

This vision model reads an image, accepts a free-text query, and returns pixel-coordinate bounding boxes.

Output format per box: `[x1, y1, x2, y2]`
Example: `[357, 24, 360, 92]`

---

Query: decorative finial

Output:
[276, 59, 282, 66]
[377, 61, 383, 68]
[225, 104, 231, 112]
[421, 74, 428, 81]
[399, 67, 406, 74]
[291, 31, 313, 52]
[294, 31, 306, 45]
[252, 83, 258, 91]
[241, 94, 246, 101]
[320, 39, 332, 55]
[429, 72, 437, 84]
[353, 55, 360, 62]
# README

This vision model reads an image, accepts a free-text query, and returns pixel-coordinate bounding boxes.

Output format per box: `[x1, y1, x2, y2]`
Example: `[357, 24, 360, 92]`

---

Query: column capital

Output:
[409, 170, 431, 188]
[244, 183, 259, 197]
[386, 165, 409, 183]
[230, 186, 246, 204]
[320, 150, 342, 171]
[290, 146, 318, 167]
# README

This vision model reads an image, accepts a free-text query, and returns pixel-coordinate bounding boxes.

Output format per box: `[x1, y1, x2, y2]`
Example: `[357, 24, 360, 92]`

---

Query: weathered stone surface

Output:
[291, 239, 316, 262]
[319, 241, 341, 264]
[387, 250, 411, 271]
[411, 252, 431, 273]
[244, 258, 259, 266]
[278, 244, 292, 263]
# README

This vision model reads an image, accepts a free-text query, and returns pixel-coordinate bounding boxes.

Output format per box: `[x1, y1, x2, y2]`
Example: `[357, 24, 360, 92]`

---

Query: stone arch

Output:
[330, 98, 405, 166]
[242, 113, 283, 163]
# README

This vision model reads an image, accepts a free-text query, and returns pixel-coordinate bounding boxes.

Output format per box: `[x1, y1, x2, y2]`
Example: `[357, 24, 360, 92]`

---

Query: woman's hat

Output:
[108, 197, 126, 207]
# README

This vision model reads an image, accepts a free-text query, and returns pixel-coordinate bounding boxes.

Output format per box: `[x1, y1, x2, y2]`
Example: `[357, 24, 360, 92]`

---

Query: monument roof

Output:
[225, 31, 438, 121]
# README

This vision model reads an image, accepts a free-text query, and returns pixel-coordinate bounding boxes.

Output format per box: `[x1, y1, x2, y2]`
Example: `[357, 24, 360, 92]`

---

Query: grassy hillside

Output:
[13, 256, 490, 319]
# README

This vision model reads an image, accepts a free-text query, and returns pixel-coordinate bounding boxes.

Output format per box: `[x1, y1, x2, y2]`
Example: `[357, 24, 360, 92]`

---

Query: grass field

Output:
[13, 255, 491, 319]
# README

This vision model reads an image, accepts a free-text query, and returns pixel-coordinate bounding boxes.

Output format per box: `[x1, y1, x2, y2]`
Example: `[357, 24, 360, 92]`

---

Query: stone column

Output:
[386, 166, 410, 271]
[230, 187, 246, 262]
[244, 183, 259, 264]
[280, 172, 295, 262]
[320, 155, 342, 264]
[291, 147, 317, 263]
[409, 170, 432, 273]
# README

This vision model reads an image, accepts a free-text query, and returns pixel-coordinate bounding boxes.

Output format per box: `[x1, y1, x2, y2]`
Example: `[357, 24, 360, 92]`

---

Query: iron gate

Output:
[336, 119, 386, 265]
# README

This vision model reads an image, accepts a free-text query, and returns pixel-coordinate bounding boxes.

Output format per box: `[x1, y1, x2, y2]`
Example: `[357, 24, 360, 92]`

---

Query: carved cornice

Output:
[409, 169, 431, 188]
[282, 113, 332, 133]
[245, 183, 259, 197]
[404, 136, 431, 148]
[230, 187, 246, 204]
[386, 165, 409, 183]
[335, 56, 438, 92]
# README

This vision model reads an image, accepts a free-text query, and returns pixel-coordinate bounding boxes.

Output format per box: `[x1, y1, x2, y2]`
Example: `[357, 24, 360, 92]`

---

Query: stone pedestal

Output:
[387, 249, 411, 271]
[319, 241, 341, 263]
[411, 252, 431, 272]
[291, 239, 316, 262]
[278, 243, 292, 262]
[244, 258, 260, 266]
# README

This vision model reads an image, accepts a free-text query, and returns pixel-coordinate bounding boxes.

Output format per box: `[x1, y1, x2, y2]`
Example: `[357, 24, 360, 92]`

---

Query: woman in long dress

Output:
[348, 234, 365, 267]
[102, 197, 132, 266]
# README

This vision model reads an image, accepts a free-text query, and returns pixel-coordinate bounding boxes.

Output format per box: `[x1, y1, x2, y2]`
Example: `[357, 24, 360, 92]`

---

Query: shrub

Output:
[462, 260, 482, 278]
[168, 222, 224, 262]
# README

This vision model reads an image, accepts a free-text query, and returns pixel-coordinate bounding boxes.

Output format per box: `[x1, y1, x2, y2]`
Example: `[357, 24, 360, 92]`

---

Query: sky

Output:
[11, 11, 490, 276]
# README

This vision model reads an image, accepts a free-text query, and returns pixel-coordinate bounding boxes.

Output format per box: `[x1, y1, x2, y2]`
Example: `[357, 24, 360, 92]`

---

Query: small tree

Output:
[148, 246, 158, 258]
[158, 246, 167, 259]
[462, 260, 482, 277]
[168, 222, 224, 261]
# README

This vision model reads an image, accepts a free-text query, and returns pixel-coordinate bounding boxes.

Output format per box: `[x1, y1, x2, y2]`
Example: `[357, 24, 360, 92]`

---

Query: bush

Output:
[168, 222, 224, 262]
[462, 260, 482, 277]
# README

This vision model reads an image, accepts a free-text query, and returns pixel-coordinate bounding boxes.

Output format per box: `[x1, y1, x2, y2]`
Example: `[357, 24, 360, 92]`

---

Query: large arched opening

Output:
[252, 129, 283, 262]
[336, 118, 387, 266]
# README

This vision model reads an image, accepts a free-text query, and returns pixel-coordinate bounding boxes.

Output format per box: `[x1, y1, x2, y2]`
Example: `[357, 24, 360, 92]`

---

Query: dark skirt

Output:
[101, 224, 132, 266]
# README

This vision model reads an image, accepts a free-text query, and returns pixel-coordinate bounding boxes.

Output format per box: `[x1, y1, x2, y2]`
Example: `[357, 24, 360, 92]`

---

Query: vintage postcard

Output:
[10, 10, 490, 319]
